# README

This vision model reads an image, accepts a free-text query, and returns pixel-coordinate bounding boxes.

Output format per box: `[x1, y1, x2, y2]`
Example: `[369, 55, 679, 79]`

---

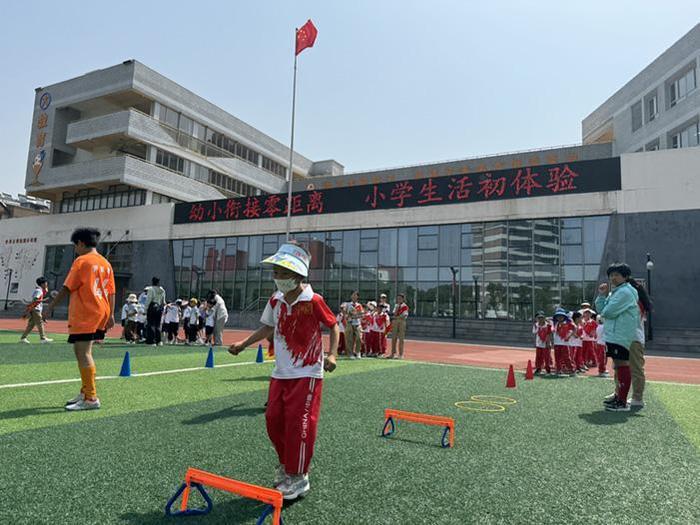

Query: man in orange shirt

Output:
[45, 228, 116, 411]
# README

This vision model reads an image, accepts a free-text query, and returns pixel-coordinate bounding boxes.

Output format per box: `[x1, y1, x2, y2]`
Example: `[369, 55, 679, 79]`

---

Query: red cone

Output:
[525, 359, 534, 380]
[506, 364, 516, 388]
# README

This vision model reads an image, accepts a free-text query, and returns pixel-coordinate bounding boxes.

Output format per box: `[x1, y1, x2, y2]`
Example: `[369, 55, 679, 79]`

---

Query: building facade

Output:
[2, 26, 700, 352]
[25, 60, 343, 212]
[583, 23, 700, 154]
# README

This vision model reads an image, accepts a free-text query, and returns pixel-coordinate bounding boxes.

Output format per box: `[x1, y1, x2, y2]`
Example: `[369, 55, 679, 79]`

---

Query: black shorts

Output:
[606, 342, 630, 361]
[68, 330, 107, 343]
[205, 326, 214, 336]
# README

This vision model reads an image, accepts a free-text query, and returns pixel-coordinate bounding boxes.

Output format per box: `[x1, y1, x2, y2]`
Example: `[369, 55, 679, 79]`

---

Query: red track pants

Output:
[554, 345, 574, 374]
[534, 346, 552, 373]
[266, 377, 323, 476]
[595, 343, 608, 374]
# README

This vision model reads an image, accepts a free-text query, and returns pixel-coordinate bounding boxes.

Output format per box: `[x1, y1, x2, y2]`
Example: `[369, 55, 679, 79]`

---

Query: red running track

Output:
[2, 319, 698, 385]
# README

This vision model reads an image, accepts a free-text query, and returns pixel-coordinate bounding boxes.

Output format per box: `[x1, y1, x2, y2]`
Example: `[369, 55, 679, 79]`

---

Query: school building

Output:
[2, 24, 700, 353]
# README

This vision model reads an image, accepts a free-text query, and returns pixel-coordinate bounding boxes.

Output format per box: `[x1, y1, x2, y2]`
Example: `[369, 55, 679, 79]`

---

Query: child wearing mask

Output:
[228, 243, 338, 500]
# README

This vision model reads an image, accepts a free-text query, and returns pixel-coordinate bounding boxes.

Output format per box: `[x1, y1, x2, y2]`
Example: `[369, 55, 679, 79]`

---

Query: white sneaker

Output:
[278, 474, 310, 500]
[40, 338, 53, 343]
[65, 398, 101, 411]
[158, 342, 164, 347]
[65, 392, 84, 406]
[273, 464, 286, 488]
[598, 371, 610, 378]
[629, 399, 645, 408]
[19, 338, 30, 344]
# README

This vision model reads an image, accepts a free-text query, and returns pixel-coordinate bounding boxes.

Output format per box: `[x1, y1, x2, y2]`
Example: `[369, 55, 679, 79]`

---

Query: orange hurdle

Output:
[381, 408, 455, 448]
[165, 467, 284, 524]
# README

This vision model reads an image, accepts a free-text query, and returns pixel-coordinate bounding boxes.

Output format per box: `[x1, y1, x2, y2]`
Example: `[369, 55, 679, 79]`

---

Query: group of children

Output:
[336, 292, 409, 359]
[120, 295, 217, 346]
[532, 302, 608, 377]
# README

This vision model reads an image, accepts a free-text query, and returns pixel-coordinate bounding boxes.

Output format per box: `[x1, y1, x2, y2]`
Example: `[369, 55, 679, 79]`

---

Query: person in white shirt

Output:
[135, 302, 146, 342]
[20, 276, 53, 344]
[120, 301, 129, 340]
[125, 294, 139, 343]
[204, 304, 215, 345]
[206, 290, 228, 346]
[163, 301, 181, 345]
[185, 298, 200, 344]
[145, 277, 166, 346]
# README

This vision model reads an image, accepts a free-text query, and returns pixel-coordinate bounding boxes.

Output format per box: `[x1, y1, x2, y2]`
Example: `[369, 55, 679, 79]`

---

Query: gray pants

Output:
[345, 324, 362, 355]
[214, 315, 228, 346]
[22, 310, 46, 339]
[629, 341, 646, 401]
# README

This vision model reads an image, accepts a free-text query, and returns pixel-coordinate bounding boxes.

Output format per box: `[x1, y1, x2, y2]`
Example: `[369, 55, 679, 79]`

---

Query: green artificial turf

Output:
[0, 336, 699, 524]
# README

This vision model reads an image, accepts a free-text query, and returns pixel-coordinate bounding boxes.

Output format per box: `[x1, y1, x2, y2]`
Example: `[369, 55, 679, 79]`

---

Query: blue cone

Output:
[256, 344, 264, 363]
[205, 347, 215, 368]
[119, 351, 131, 377]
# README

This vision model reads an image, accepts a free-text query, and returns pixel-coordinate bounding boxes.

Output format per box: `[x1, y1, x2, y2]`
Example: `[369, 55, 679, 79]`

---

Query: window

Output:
[645, 139, 660, 151]
[155, 148, 185, 174]
[669, 121, 700, 149]
[262, 156, 287, 178]
[645, 91, 658, 123]
[57, 185, 146, 213]
[669, 66, 697, 107]
[631, 101, 643, 132]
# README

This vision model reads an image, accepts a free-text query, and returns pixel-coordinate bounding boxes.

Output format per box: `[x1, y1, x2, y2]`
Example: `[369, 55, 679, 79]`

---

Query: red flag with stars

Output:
[296, 19, 318, 55]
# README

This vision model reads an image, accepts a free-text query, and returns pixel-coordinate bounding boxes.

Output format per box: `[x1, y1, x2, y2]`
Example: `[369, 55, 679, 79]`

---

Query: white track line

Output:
[0, 361, 267, 390]
[407, 359, 700, 387]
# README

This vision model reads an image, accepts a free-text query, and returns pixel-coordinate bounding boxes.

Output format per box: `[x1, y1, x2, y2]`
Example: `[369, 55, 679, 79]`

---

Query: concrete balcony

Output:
[66, 109, 287, 194]
[27, 155, 225, 202]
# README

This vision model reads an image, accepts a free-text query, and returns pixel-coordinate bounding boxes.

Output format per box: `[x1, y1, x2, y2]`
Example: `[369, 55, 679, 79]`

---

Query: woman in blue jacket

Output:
[595, 263, 640, 412]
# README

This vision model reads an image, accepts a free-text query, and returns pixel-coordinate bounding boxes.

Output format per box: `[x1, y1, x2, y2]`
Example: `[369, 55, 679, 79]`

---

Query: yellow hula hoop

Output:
[470, 395, 518, 405]
[454, 401, 505, 413]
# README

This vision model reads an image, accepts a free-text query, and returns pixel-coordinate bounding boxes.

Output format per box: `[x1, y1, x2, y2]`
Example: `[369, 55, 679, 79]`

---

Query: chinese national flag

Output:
[295, 19, 318, 55]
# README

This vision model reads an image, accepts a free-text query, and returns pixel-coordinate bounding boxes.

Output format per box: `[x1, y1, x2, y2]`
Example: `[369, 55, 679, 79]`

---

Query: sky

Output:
[1, 1, 700, 197]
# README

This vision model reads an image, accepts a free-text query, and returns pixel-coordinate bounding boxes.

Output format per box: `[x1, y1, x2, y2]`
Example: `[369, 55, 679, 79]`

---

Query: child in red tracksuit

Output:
[552, 309, 576, 376]
[370, 305, 390, 357]
[361, 303, 374, 357]
[228, 243, 339, 501]
[336, 310, 346, 356]
[571, 311, 586, 373]
[595, 315, 609, 377]
[581, 309, 598, 368]
[532, 312, 552, 375]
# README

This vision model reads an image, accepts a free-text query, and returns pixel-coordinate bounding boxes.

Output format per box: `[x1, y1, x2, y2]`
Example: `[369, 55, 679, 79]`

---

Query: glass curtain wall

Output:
[171, 215, 610, 319]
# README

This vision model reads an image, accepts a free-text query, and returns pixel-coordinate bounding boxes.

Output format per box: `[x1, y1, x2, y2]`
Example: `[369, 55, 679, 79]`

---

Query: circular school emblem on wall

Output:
[39, 92, 52, 111]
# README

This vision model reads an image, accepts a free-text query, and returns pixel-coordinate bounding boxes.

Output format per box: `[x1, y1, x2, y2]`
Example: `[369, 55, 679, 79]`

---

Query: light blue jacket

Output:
[595, 282, 640, 350]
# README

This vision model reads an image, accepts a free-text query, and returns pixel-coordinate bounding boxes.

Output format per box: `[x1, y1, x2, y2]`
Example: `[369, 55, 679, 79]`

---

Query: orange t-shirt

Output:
[64, 251, 116, 334]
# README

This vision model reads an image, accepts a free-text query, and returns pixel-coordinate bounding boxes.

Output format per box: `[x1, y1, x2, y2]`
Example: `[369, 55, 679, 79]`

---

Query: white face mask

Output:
[274, 278, 299, 293]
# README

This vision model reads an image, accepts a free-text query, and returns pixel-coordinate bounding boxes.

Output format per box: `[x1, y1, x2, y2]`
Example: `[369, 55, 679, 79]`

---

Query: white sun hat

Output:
[261, 243, 311, 277]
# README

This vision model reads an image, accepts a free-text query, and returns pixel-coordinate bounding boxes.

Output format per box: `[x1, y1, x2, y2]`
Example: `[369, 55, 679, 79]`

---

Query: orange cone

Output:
[506, 364, 516, 388]
[525, 360, 534, 380]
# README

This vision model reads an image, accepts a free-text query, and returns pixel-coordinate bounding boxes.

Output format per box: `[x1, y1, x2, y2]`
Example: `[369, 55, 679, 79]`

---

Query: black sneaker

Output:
[534, 369, 542, 375]
[603, 396, 618, 407]
[605, 399, 630, 412]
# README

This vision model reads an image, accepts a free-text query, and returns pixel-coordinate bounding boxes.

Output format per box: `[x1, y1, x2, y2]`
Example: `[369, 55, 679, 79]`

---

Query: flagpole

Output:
[285, 30, 299, 241]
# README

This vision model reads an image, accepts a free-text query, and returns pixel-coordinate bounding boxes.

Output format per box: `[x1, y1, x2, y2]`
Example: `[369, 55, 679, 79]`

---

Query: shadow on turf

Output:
[379, 435, 446, 449]
[578, 409, 644, 425]
[120, 490, 302, 524]
[182, 404, 265, 425]
[0, 406, 65, 420]
[221, 376, 269, 383]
